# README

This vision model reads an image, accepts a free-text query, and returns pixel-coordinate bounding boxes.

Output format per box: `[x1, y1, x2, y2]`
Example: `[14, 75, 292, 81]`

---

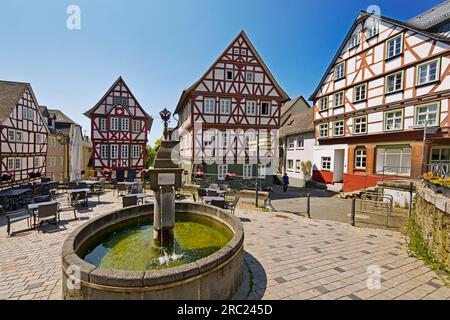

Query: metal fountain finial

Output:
[160, 108, 171, 141]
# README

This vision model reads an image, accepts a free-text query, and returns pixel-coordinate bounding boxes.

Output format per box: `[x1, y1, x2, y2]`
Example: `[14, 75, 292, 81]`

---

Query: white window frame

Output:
[7, 159, 14, 171]
[121, 145, 129, 159]
[23, 106, 33, 120]
[319, 97, 328, 111]
[334, 62, 345, 80]
[384, 109, 404, 131]
[355, 148, 367, 169]
[218, 164, 228, 180]
[220, 99, 231, 114]
[100, 118, 107, 131]
[414, 102, 440, 127]
[334, 120, 344, 137]
[8, 130, 15, 142]
[353, 116, 367, 135]
[260, 102, 270, 116]
[287, 159, 294, 171]
[353, 83, 367, 102]
[296, 137, 304, 149]
[258, 164, 266, 179]
[245, 71, 255, 82]
[386, 34, 403, 59]
[204, 98, 215, 114]
[246, 100, 256, 115]
[226, 70, 234, 80]
[321, 157, 331, 171]
[349, 33, 359, 48]
[110, 117, 119, 131]
[121, 118, 129, 132]
[334, 91, 344, 108]
[110, 145, 119, 159]
[16, 131, 23, 142]
[288, 137, 295, 150]
[33, 157, 39, 168]
[416, 58, 440, 86]
[376, 147, 411, 176]
[221, 131, 229, 148]
[366, 19, 379, 38]
[132, 145, 140, 159]
[385, 71, 404, 94]
[16, 158, 22, 170]
[318, 123, 328, 138]
[100, 145, 108, 159]
[295, 160, 301, 173]
[132, 120, 141, 133]
[243, 164, 252, 179]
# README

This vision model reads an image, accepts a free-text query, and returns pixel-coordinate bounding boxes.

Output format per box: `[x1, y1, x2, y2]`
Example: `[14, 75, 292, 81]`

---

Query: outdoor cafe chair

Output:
[226, 196, 240, 215]
[209, 183, 219, 190]
[6, 208, 32, 235]
[210, 199, 226, 209]
[117, 184, 128, 198]
[32, 194, 52, 204]
[198, 188, 207, 200]
[123, 195, 138, 208]
[207, 190, 219, 197]
[36, 202, 59, 232]
[69, 191, 88, 208]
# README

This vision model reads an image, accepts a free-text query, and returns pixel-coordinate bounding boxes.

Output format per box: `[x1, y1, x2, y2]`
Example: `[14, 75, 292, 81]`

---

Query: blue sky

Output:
[0, 0, 442, 145]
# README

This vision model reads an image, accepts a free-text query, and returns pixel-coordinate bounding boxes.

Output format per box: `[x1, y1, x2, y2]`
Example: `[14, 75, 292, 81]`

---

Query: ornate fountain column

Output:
[148, 109, 184, 247]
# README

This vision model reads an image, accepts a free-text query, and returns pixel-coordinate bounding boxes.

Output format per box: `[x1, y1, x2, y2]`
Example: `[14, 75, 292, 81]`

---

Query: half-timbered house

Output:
[174, 31, 289, 188]
[84, 77, 153, 181]
[311, 2, 450, 192]
[0, 81, 48, 187]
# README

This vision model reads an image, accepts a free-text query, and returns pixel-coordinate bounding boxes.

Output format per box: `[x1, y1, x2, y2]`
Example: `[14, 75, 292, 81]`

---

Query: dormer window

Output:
[366, 19, 379, 38]
[349, 33, 359, 48]
[334, 62, 345, 80]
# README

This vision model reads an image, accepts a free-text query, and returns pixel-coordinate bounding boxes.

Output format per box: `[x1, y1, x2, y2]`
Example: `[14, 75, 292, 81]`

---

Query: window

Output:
[16, 158, 22, 170]
[319, 97, 328, 111]
[22, 106, 33, 120]
[415, 102, 439, 126]
[287, 159, 294, 171]
[366, 19, 379, 38]
[417, 59, 439, 85]
[121, 145, 129, 159]
[132, 120, 141, 132]
[334, 62, 345, 80]
[110, 117, 119, 131]
[8, 130, 15, 141]
[132, 145, 140, 159]
[386, 34, 403, 59]
[430, 148, 450, 165]
[226, 70, 234, 80]
[113, 97, 128, 106]
[288, 137, 295, 149]
[376, 146, 411, 175]
[121, 118, 129, 131]
[35, 133, 40, 144]
[321, 157, 331, 171]
[296, 138, 304, 149]
[100, 145, 108, 159]
[334, 120, 344, 136]
[318, 123, 328, 138]
[7, 159, 14, 171]
[349, 33, 359, 48]
[258, 165, 266, 178]
[221, 132, 229, 148]
[218, 164, 228, 180]
[203, 131, 215, 148]
[243, 164, 252, 179]
[355, 148, 366, 169]
[16, 131, 22, 142]
[246, 101, 256, 115]
[334, 91, 344, 108]
[100, 118, 107, 131]
[354, 83, 367, 102]
[384, 109, 403, 131]
[241, 49, 247, 55]
[385, 71, 403, 93]
[245, 71, 255, 82]
[110, 145, 118, 159]
[296, 160, 301, 173]
[220, 99, 231, 114]
[261, 102, 270, 116]
[353, 116, 367, 134]
[233, 48, 240, 55]
[33, 157, 39, 168]
[204, 98, 215, 114]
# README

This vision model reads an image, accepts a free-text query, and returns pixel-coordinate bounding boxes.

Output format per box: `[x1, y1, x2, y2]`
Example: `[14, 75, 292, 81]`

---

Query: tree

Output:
[146, 138, 161, 168]
[301, 160, 312, 181]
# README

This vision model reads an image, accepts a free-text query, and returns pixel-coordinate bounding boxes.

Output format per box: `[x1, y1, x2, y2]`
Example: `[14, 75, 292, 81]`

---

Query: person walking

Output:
[282, 173, 289, 192]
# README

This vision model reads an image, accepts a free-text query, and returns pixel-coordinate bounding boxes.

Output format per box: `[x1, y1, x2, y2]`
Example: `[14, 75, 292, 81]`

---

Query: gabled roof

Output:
[281, 96, 311, 117]
[83, 76, 153, 121]
[48, 109, 76, 125]
[407, 0, 450, 30]
[0, 80, 38, 125]
[279, 97, 314, 137]
[174, 30, 290, 114]
[309, 5, 450, 101]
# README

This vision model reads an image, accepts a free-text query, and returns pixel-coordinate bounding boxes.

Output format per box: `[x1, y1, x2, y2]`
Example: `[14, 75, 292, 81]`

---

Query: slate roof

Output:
[47, 109, 76, 125]
[407, 0, 450, 31]
[0, 80, 29, 124]
[279, 97, 314, 137]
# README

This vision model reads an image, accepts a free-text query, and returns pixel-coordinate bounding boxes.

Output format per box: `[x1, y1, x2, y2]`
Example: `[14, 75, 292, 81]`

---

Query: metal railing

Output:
[191, 173, 261, 191]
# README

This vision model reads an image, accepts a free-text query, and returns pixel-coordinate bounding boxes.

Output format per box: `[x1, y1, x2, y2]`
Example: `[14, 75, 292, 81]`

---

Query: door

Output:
[333, 149, 345, 183]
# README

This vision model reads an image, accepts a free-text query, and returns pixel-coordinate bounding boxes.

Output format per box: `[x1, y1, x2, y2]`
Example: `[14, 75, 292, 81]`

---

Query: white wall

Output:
[284, 132, 314, 182]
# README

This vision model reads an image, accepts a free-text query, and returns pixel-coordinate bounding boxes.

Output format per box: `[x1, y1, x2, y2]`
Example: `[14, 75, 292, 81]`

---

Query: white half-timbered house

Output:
[311, 2, 450, 192]
[0, 81, 48, 187]
[174, 31, 289, 188]
[84, 77, 153, 181]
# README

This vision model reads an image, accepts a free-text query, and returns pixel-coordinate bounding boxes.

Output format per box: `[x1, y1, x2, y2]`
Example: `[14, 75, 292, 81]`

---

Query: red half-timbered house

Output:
[0, 81, 48, 187]
[174, 31, 289, 187]
[84, 77, 153, 180]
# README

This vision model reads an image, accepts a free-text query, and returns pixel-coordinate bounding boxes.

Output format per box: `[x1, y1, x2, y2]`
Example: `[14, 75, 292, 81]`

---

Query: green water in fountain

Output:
[81, 215, 233, 271]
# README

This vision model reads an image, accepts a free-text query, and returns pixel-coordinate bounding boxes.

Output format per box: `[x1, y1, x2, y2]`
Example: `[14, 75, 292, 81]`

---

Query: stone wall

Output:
[415, 185, 450, 269]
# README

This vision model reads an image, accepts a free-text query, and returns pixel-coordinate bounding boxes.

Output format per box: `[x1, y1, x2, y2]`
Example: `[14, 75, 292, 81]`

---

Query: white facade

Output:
[284, 132, 315, 186]
[313, 144, 349, 183]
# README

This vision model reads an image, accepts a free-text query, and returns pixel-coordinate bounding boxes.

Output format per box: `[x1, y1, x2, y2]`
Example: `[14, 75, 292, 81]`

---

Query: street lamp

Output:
[409, 119, 438, 175]
[55, 131, 71, 180]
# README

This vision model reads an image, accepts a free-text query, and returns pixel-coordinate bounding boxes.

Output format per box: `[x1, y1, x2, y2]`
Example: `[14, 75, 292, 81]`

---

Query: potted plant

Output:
[1, 171, 12, 181]
[441, 178, 450, 198]
[422, 172, 433, 188]
[225, 172, 236, 181]
[102, 168, 113, 176]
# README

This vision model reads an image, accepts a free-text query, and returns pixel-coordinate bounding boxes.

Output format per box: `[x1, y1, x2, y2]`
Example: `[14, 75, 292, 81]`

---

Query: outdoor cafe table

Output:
[202, 188, 226, 195]
[0, 188, 31, 210]
[79, 180, 99, 191]
[124, 193, 151, 203]
[28, 200, 59, 227]
[67, 188, 91, 194]
[202, 196, 226, 204]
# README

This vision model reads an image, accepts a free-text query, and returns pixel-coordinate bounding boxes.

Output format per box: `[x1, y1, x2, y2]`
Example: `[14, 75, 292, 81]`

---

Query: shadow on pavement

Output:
[269, 185, 337, 200]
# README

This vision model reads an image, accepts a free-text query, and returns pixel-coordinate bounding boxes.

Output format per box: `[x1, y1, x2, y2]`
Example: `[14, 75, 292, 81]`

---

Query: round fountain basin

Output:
[62, 202, 244, 300]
